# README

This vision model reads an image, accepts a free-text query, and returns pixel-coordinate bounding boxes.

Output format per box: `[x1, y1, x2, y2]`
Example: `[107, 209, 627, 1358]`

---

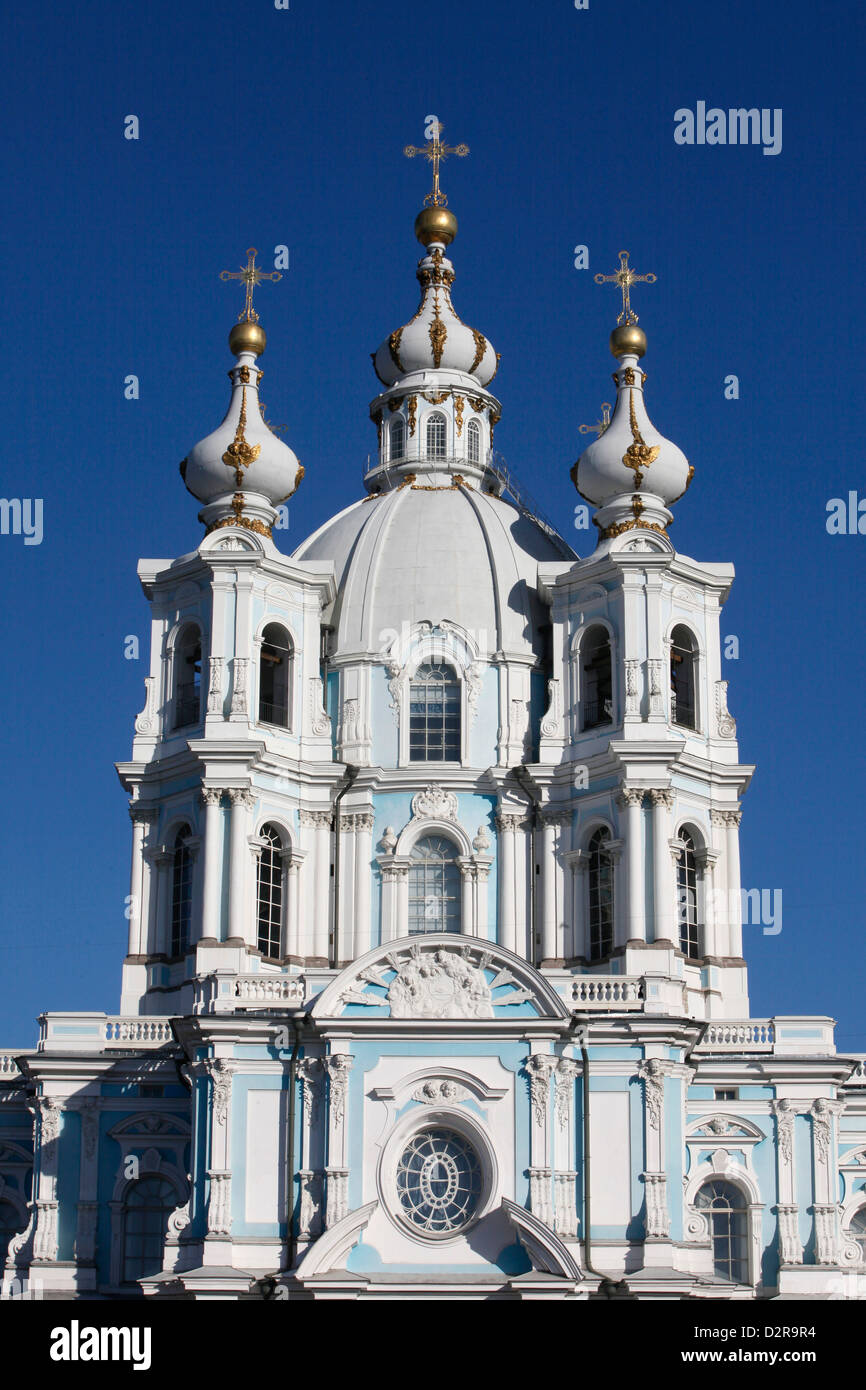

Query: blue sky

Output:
[1, 0, 864, 1050]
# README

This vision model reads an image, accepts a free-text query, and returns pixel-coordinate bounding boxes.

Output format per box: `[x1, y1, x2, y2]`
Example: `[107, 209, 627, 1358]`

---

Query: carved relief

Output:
[207, 1170, 231, 1236]
[525, 1054, 556, 1127]
[411, 784, 459, 823]
[647, 658, 664, 716]
[638, 1059, 672, 1130]
[412, 1079, 468, 1105]
[554, 1059, 580, 1131]
[624, 658, 640, 715]
[388, 947, 493, 1020]
[643, 1172, 671, 1239]
[207, 656, 224, 714]
[324, 1054, 354, 1129]
[540, 678, 563, 740]
[309, 677, 332, 736]
[230, 656, 249, 715]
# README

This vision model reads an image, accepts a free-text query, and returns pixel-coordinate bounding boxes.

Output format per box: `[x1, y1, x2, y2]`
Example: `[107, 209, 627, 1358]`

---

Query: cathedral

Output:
[1, 133, 864, 1302]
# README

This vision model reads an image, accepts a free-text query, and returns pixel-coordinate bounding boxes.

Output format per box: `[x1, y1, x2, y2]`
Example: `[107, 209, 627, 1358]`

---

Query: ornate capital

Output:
[200, 786, 224, 808]
[324, 1054, 354, 1129]
[496, 812, 528, 833]
[638, 1059, 673, 1129]
[617, 786, 645, 809]
[228, 787, 255, 811]
[648, 788, 674, 811]
[129, 804, 158, 826]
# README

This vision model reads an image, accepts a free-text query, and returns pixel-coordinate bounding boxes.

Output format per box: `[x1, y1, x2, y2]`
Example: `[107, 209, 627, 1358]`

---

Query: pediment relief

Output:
[312, 934, 570, 1022]
[108, 1112, 190, 1140]
[686, 1113, 764, 1144]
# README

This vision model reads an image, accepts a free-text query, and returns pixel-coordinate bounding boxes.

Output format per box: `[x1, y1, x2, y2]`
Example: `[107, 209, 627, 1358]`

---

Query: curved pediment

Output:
[312, 934, 570, 1023]
[686, 1114, 764, 1144]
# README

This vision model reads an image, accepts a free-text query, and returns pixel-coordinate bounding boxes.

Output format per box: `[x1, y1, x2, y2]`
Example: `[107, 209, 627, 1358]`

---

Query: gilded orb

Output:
[610, 323, 647, 359]
[229, 319, 267, 357]
[415, 206, 458, 247]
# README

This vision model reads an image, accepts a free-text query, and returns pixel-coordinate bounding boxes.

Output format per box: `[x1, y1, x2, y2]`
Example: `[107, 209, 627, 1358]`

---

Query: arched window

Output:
[426, 412, 447, 459]
[677, 830, 702, 959]
[170, 824, 193, 957]
[409, 660, 460, 761]
[587, 827, 614, 961]
[670, 626, 697, 730]
[467, 419, 481, 465]
[174, 627, 202, 729]
[581, 626, 613, 731]
[121, 1176, 178, 1284]
[390, 416, 405, 461]
[408, 835, 461, 934]
[0, 1199, 24, 1263]
[259, 623, 292, 728]
[256, 822, 284, 959]
[695, 1181, 748, 1283]
[848, 1207, 866, 1261]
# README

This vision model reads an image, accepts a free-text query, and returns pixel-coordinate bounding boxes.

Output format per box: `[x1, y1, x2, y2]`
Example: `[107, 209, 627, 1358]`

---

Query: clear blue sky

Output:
[1, 0, 863, 1051]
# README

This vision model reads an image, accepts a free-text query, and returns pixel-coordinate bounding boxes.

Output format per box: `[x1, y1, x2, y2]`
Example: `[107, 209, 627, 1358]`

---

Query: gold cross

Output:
[594, 251, 656, 325]
[220, 248, 282, 324]
[404, 120, 469, 208]
[579, 402, 612, 437]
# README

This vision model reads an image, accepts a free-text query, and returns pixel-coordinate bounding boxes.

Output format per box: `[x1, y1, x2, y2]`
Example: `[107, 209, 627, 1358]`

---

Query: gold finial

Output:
[221, 387, 261, 486]
[579, 402, 612, 437]
[404, 120, 469, 208]
[594, 251, 657, 326]
[220, 247, 282, 324]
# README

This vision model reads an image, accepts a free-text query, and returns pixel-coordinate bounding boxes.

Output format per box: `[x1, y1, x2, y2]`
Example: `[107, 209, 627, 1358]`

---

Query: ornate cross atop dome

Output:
[220, 247, 282, 325]
[594, 250, 657, 327]
[403, 119, 469, 209]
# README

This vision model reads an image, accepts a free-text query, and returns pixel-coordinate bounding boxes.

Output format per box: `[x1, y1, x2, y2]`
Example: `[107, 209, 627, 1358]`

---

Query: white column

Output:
[285, 852, 304, 960]
[352, 814, 374, 959]
[229, 575, 254, 723]
[638, 1059, 673, 1245]
[201, 1058, 234, 1263]
[228, 788, 255, 945]
[31, 1099, 63, 1264]
[200, 788, 224, 943]
[618, 788, 646, 943]
[810, 1099, 844, 1265]
[649, 789, 674, 944]
[458, 860, 475, 934]
[725, 810, 743, 958]
[526, 1052, 555, 1227]
[539, 814, 563, 964]
[495, 814, 520, 954]
[313, 812, 332, 962]
[127, 807, 156, 956]
[696, 848, 720, 956]
[772, 1100, 801, 1266]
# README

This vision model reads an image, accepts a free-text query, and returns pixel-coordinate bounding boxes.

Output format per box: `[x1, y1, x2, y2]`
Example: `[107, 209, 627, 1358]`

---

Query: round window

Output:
[395, 1127, 483, 1237]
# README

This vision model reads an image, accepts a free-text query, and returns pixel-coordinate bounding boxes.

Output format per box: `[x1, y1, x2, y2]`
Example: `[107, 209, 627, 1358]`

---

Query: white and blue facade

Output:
[1, 202, 864, 1301]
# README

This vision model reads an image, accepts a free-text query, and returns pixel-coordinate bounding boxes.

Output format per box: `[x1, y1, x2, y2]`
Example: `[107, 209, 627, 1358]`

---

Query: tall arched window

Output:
[174, 627, 202, 729]
[170, 824, 193, 957]
[677, 830, 702, 959]
[409, 660, 460, 761]
[408, 835, 461, 934]
[390, 416, 405, 461]
[467, 419, 481, 465]
[695, 1181, 748, 1283]
[121, 1176, 178, 1284]
[581, 626, 613, 731]
[587, 827, 614, 961]
[426, 412, 447, 459]
[256, 822, 284, 959]
[259, 624, 292, 728]
[670, 626, 697, 730]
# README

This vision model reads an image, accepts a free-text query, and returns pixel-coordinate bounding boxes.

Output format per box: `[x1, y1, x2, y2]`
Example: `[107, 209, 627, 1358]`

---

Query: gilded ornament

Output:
[624, 367, 636, 386]
[620, 389, 659, 489]
[388, 328, 404, 372]
[407, 396, 417, 436]
[669, 465, 695, 504]
[469, 330, 487, 376]
[222, 387, 261, 486]
[489, 351, 501, 382]
[454, 395, 464, 436]
[429, 289, 447, 366]
[423, 391, 448, 404]
[386, 397, 403, 413]
[238, 365, 251, 384]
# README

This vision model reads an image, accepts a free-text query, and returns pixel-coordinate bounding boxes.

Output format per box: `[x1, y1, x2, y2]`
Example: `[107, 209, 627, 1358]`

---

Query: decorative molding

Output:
[206, 1169, 231, 1236]
[324, 1055, 354, 1129]
[207, 656, 224, 714]
[715, 679, 736, 739]
[309, 677, 332, 737]
[412, 1079, 468, 1105]
[411, 784, 459, 823]
[526, 1055, 556, 1127]
[540, 678, 563, 740]
[230, 656, 249, 715]
[299, 1058, 323, 1123]
[134, 676, 158, 735]
[774, 1203, 801, 1265]
[389, 947, 493, 1020]
[638, 1059, 672, 1130]
[643, 1171, 671, 1239]
[624, 658, 640, 715]
[554, 1059, 580, 1131]
[647, 658, 664, 715]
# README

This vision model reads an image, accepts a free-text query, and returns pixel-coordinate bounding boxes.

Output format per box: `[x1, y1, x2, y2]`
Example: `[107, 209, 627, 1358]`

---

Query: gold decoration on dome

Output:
[594, 251, 656, 326]
[422, 391, 448, 404]
[429, 290, 447, 366]
[220, 248, 282, 324]
[621, 390, 659, 489]
[595, 498, 668, 540]
[389, 329, 405, 372]
[579, 402, 612, 437]
[205, 494, 272, 539]
[238, 365, 251, 384]
[222, 388, 261, 486]
[669, 464, 695, 504]
[454, 395, 464, 436]
[386, 397, 403, 413]
[469, 330, 487, 376]
[489, 352, 501, 382]
[407, 395, 418, 435]
[469, 396, 485, 412]
[403, 120, 469, 208]
[257, 370, 264, 384]
[623, 368, 636, 386]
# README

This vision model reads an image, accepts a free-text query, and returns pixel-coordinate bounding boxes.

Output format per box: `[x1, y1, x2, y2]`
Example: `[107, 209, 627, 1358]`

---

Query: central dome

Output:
[293, 482, 572, 658]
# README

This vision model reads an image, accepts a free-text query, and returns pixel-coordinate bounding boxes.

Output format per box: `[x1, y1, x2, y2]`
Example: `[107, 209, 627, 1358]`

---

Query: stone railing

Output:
[843, 1057, 866, 1085]
[571, 977, 645, 1010]
[0, 1052, 28, 1078]
[694, 1018, 837, 1056]
[37, 1013, 176, 1052]
[193, 971, 306, 1014]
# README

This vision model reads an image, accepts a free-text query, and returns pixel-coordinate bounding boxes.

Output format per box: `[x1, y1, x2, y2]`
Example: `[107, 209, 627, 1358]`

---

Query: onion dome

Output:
[180, 260, 303, 538]
[572, 253, 692, 544]
[372, 211, 498, 388]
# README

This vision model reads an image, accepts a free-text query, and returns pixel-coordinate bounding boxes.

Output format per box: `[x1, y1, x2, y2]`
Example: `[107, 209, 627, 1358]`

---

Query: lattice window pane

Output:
[696, 1181, 748, 1283]
[409, 660, 460, 762]
[170, 826, 193, 956]
[395, 1128, 482, 1235]
[588, 827, 613, 960]
[256, 823, 284, 958]
[408, 836, 461, 935]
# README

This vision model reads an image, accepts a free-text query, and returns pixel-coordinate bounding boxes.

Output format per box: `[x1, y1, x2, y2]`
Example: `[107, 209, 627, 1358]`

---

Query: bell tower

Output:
[538, 253, 754, 1017]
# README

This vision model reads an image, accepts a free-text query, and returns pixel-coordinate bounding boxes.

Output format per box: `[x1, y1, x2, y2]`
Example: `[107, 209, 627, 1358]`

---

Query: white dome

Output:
[372, 247, 498, 389]
[182, 354, 303, 525]
[293, 480, 571, 658]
